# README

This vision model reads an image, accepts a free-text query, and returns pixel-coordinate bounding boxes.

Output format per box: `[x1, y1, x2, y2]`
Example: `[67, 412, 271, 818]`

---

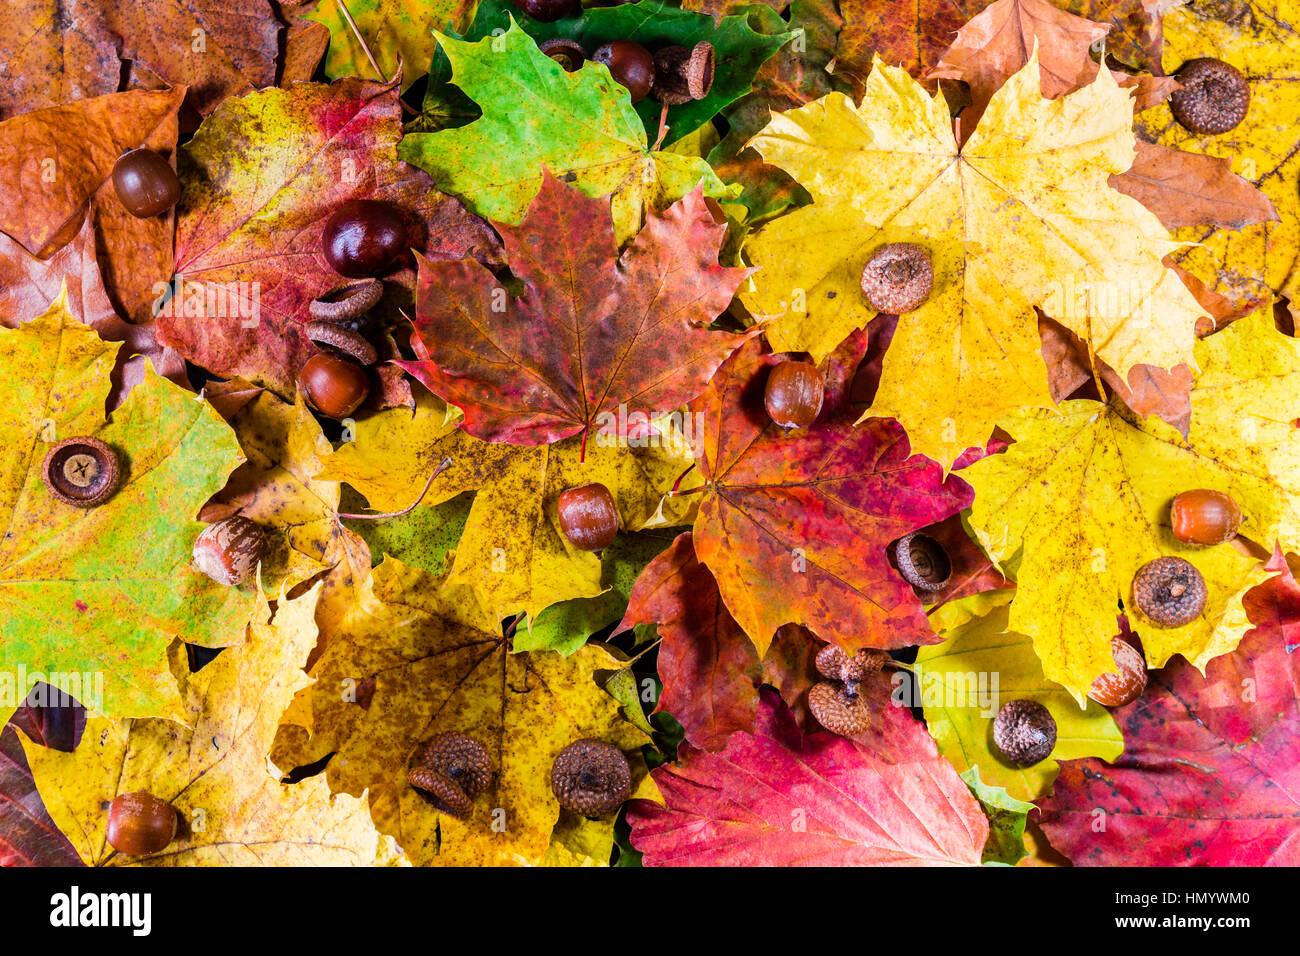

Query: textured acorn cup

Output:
[42, 436, 121, 508]
[889, 531, 951, 592]
[765, 359, 824, 429]
[557, 483, 620, 551]
[112, 149, 180, 218]
[407, 767, 474, 819]
[814, 645, 886, 686]
[417, 731, 492, 799]
[1088, 635, 1148, 708]
[550, 739, 632, 816]
[540, 38, 587, 72]
[106, 791, 178, 856]
[308, 278, 383, 323]
[511, 0, 580, 21]
[860, 243, 933, 314]
[1133, 556, 1207, 627]
[192, 515, 265, 587]
[1171, 489, 1242, 546]
[298, 353, 370, 419]
[809, 681, 872, 735]
[321, 199, 409, 278]
[992, 699, 1056, 767]
[304, 321, 378, 365]
[592, 40, 655, 104]
[1170, 58, 1249, 134]
[651, 42, 715, 105]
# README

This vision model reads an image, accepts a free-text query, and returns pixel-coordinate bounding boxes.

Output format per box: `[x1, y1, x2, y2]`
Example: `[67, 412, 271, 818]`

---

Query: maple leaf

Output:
[1039, 555, 1300, 865]
[0, 2, 120, 119]
[741, 55, 1206, 467]
[688, 332, 973, 656]
[0, 87, 183, 322]
[21, 586, 389, 865]
[164, 77, 498, 398]
[399, 21, 731, 244]
[401, 172, 750, 447]
[0, 219, 188, 410]
[917, 591, 1123, 801]
[1066, 0, 1168, 71]
[0, 297, 255, 721]
[618, 532, 821, 749]
[270, 558, 655, 866]
[0, 693, 83, 867]
[964, 307, 1300, 695]
[1135, 0, 1300, 320]
[627, 686, 989, 865]
[835, 0, 985, 88]
[320, 390, 699, 622]
[960, 766, 1035, 866]
[464, 0, 793, 148]
[306, 0, 477, 90]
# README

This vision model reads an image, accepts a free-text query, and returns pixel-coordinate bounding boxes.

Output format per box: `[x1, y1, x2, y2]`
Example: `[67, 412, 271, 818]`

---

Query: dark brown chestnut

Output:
[298, 353, 370, 419]
[592, 41, 655, 104]
[511, 0, 580, 21]
[321, 199, 409, 278]
[557, 483, 619, 551]
[765, 359, 824, 429]
[106, 791, 177, 856]
[112, 149, 180, 218]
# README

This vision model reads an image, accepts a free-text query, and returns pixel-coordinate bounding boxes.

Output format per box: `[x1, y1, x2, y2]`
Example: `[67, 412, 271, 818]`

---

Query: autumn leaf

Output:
[0, 691, 83, 867]
[307, 0, 477, 89]
[399, 21, 731, 243]
[0, 3, 121, 119]
[960, 766, 1034, 866]
[627, 686, 989, 865]
[0, 87, 184, 322]
[741, 55, 1205, 466]
[688, 332, 973, 656]
[401, 172, 750, 447]
[1039, 555, 1300, 865]
[464, 0, 793, 147]
[270, 557, 654, 866]
[1135, 0, 1300, 320]
[1065, 0, 1166, 70]
[918, 591, 1124, 801]
[21, 586, 388, 865]
[835, 0, 985, 88]
[0, 297, 254, 721]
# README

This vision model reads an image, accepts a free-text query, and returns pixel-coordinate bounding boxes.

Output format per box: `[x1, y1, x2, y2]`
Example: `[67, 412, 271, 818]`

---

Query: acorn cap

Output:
[550, 739, 631, 817]
[417, 731, 492, 799]
[308, 279, 383, 322]
[651, 42, 715, 105]
[1133, 556, 1207, 627]
[42, 436, 122, 508]
[304, 321, 378, 365]
[889, 531, 951, 593]
[860, 243, 934, 314]
[539, 38, 586, 72]
[809, 681, 871, 735]
[1170, 58, 1249, 135]
[408, 766, 473, 819]
[814, 645, 886, 688]
[992, 699, 1056, 766]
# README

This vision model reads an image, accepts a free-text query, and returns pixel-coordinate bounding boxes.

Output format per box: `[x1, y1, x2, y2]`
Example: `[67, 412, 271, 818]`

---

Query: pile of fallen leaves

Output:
[2, 0, 1298, 868]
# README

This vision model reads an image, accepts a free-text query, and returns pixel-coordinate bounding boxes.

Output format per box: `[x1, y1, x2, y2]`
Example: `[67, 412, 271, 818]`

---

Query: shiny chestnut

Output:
[106, 791, 177, 856]
[322, 199, 409, 278]
[112, 149, 180, 218]
[765, 359, 823, 429]
[298, 353, 370, 419]
[592, 41, 655, 104]
[558, 483, 619, 551]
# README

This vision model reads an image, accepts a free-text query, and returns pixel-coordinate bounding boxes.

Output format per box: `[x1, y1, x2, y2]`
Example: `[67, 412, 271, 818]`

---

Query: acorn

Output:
[1132, 557, 1207, 628]
[1170, 58, 1249, 135]
[408, 731, 492, 819]
[550, 739, 631, 817]
[1170, 489, 1241, 546]
[860, 243, 933, 314]
[888, 531, 951, 593]
[651, 42, 714, 105]
[808, 681, 872, 735]
[539, 38, 587, 72]
[1088, 635, 1147, 708]
[765, 359, 824, 429]
[557, 483, 619, 551]
[106, 791, 177, 856]
[992, 699, 1056, 767]
[193, 515, 265, 586]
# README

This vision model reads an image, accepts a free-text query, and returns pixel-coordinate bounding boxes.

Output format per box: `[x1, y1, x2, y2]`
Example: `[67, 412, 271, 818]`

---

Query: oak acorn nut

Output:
[298, 352, 370, 419]
[1088, 635, 1148, 708]
[322, 199, 410, 278]
[809, 680, 872, 735]
[888, 531, 951, 593]
[765, 359, 824, 429]
[557, 482, 619, 552]
[651, 42, 715, 105]
[106, 790, 178, 856]
[860, 243, 933, 314]
[112, 149, 180, 218]
[550, 739, 631, 817]
[42, 436, 121, 508]
[1170, 489, 1241, 546]
[1170, 58, 1249, 135]
[992, 699, 1056, 767]
[1133, 556, 1207, 627]
[592, 40, 655, 104]
[193, 515, 266, 587]
[814, 644, 885, 693]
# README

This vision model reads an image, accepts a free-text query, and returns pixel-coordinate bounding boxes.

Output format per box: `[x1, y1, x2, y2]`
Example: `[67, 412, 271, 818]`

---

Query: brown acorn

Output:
[1170, 489, 1241, 546]
[539, 38, 586, 72]
[888, 531, 951, 593]
[106, 791, 178, 856]
[1088, 635, 1147, 708]
[1132, 557, 1207, 627]
[992, 699, 1056, 767]
[42, 436, 121, 508]
[192, 515, 266, 587]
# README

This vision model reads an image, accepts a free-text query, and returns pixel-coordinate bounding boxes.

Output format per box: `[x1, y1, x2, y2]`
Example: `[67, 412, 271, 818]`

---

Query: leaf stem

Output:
[335, 0, 386, 83]
[337, 457, 452, 520]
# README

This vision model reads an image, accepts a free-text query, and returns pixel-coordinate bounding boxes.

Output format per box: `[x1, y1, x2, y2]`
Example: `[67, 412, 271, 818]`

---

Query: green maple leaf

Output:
[399, 20, 730, 242]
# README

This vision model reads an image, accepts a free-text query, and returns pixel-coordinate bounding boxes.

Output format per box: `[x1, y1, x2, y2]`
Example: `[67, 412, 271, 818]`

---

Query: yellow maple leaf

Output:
[741, 53, 1204, 466]
[270, 557, 656, 866]
[320, 391, 699, 622]
[21, 586, 386, 865]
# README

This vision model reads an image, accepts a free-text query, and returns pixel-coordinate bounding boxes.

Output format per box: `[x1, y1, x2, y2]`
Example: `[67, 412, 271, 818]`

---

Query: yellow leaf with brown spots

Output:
[320, 390, 699, 622]
[270, 557, 654, 866]
[741, 54, 1205, 467]
[21, 585, 386, 866]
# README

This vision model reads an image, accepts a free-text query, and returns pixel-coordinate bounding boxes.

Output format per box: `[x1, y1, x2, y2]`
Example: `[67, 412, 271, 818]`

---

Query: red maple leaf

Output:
[689, 332, 974, 655]
[399, 171, 753, 449]
[627, 686, 989, 865]
[1038, 549, 1300, 866]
